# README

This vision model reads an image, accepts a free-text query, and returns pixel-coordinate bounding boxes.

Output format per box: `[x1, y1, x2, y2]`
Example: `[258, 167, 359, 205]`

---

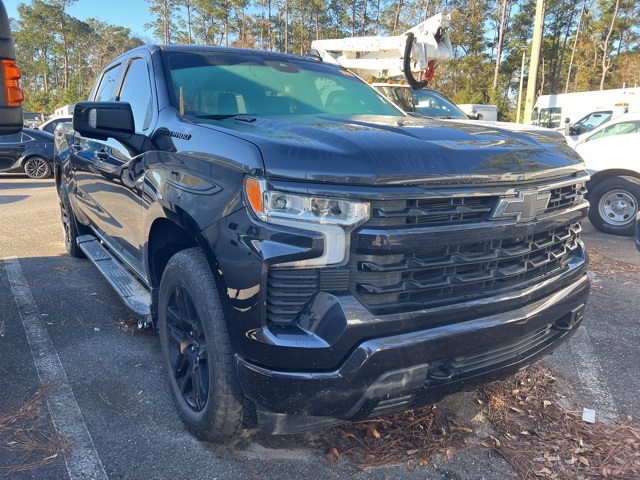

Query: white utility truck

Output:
[530, 87, 640, 130]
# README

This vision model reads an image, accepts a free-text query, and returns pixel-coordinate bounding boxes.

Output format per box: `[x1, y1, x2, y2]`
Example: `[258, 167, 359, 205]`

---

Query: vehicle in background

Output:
[458, 104, 497, 121]
[54, 104, 74, 117]
[373, 84, 469, 119]
[531, 87, 640, 130]
[566, 111, 640, 149]
[0, 127, 54, 178]
[23, 112, 44, 128]
[572, 115, 640, 236]
[0, 0, 23, 135]
[39, 116, 72, 134]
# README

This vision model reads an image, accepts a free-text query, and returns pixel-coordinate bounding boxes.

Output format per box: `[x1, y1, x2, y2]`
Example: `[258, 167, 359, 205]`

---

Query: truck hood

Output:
[197, 114, 585, 186]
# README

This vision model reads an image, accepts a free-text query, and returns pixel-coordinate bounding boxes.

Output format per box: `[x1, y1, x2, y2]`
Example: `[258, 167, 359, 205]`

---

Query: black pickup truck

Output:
[54, 44, 591, 441]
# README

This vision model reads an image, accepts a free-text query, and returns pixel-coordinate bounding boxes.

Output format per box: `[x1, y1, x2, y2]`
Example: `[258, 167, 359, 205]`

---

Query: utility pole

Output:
[516, 48, 526, 124]
[523, 0, 545, 124]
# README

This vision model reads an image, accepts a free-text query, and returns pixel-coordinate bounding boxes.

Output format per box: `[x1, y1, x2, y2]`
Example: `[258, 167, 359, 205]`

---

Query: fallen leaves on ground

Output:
[479, 364, 639, 479]
[0, 385, 70, 475]
[322, 364, 639, 478]
[587, 245, 640, 278]
[323, 404, 472, 469]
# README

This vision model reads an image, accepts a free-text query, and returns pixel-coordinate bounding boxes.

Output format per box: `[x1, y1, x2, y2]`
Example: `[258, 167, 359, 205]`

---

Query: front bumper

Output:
[236, 272, 590, 434]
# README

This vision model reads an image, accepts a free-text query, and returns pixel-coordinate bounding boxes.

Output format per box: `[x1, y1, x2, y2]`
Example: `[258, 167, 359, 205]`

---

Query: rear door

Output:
[0, 132, 24, 171]
[70, 62, 124, 226]
[93, 55, 156, 274]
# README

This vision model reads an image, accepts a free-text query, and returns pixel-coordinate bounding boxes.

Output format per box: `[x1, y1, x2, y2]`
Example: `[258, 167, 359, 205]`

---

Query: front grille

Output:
[368, 196, 496, 228]
[546, 182, 588, 214]
[351, 222, 581, 314]
[367, 181, 586, 229]
[265, 179, 587, 325]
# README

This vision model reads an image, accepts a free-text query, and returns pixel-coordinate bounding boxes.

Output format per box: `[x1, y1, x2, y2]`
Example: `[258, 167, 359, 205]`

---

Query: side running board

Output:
[77, 235, 151, 321]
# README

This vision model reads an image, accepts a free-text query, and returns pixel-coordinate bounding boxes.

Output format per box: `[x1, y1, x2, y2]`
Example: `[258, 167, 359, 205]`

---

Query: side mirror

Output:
[73, 102, 135, 141]
[563, 118, 571, 136]
[0, 1, 24, 135]
[467, 109, 479, 120]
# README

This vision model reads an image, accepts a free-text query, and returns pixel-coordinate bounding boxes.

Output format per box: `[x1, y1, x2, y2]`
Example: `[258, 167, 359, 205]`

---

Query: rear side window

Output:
[587, 120, 640, 142]
[94, 64, 122, 102]
[118, 58, 153, 132]
[0, 133, 21, 142]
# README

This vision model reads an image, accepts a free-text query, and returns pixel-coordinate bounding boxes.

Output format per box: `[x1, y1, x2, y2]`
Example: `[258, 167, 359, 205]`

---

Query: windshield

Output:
[161, 50, 401, 118]
[572, 111, 612, 135]
[374, 85, 467, 119]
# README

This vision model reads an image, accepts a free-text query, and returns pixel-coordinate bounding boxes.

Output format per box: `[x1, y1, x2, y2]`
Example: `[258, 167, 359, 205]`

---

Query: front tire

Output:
[158, 248, 255, 442]
[588, 176, 640, 237]
[59, 180, 88, 258]
[23, 156, 51, 179]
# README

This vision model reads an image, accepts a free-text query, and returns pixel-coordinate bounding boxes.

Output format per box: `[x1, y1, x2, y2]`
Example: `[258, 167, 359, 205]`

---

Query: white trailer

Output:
[530, 87, 640, 129]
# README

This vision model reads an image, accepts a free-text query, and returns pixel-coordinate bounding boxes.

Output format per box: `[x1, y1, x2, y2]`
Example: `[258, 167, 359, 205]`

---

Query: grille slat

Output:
[351, 223, 581, 314]
[367, 182, 586, 229]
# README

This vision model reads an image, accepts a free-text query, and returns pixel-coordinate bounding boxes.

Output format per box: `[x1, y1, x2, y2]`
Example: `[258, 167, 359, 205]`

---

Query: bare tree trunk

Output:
[565, 1, 585, 93]
[600, 0, 620, 90]
[351, 0, 356, 36]
[492, 0, 509, 90]
[392, 0, 403, 36]
[284, 0, 289, 52]
[268, 0, 272, 49]
[553, 3, 577, 93]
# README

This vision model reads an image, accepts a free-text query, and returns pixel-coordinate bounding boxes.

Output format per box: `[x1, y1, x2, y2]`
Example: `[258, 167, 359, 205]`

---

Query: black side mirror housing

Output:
[73, 101, 135, 141]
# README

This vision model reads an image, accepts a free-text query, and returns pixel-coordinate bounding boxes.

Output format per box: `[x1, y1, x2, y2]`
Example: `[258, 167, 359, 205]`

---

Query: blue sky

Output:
[5, 0, 155, 40]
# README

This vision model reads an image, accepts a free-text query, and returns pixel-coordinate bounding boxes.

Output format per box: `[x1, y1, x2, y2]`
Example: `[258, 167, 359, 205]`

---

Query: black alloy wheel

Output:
[164, 283, 209, 412]
[158, 248, 256, 441]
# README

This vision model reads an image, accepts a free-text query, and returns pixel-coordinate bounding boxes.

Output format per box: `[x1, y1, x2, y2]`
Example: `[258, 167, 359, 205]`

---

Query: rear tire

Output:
[158, 248, 256, 442]
[59, 180, 88, 258]
[588, 176, 640, 237]
[23, 156, 51, 179]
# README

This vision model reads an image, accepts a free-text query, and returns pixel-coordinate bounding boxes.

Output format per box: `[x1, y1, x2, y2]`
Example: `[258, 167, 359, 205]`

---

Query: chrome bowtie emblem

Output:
[492, 189, 551, 222]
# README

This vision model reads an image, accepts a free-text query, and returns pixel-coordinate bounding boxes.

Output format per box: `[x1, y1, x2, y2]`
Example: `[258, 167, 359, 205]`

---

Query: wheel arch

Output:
[146, 211, 223, 321]
[588, 169, 640, 196]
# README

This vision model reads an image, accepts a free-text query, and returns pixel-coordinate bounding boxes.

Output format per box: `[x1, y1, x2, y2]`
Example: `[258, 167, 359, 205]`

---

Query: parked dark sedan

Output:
[0, 127, 54, 178]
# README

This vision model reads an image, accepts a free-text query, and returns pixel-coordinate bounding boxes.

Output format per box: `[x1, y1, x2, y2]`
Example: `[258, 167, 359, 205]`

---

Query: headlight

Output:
[244, 177, 370, 267]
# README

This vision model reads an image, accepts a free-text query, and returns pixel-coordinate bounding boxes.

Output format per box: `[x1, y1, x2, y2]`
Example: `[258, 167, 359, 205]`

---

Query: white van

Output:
[531, 87, 640, 129]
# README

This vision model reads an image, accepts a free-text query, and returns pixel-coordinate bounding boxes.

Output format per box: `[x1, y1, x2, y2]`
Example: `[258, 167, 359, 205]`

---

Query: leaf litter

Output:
[0, 385, 70, 475]
[322, 364, 639, 478]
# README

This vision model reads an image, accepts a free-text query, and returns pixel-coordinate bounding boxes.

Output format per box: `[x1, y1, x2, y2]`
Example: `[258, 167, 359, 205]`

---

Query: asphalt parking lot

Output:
[1, 175, 639, 479]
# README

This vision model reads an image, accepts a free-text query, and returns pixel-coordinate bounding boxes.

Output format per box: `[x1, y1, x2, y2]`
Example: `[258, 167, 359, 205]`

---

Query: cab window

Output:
[117, 58, 153, 132]
[93, 64, 122, 102]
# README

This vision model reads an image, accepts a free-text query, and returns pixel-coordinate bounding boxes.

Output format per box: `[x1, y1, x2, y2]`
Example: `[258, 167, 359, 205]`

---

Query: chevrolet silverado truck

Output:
[54, 45, 591, 441]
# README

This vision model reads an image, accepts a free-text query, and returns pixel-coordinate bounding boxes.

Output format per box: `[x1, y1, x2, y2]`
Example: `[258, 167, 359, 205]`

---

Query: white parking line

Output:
[568, 325, 618, 422]
[3, 258, 108, 480]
